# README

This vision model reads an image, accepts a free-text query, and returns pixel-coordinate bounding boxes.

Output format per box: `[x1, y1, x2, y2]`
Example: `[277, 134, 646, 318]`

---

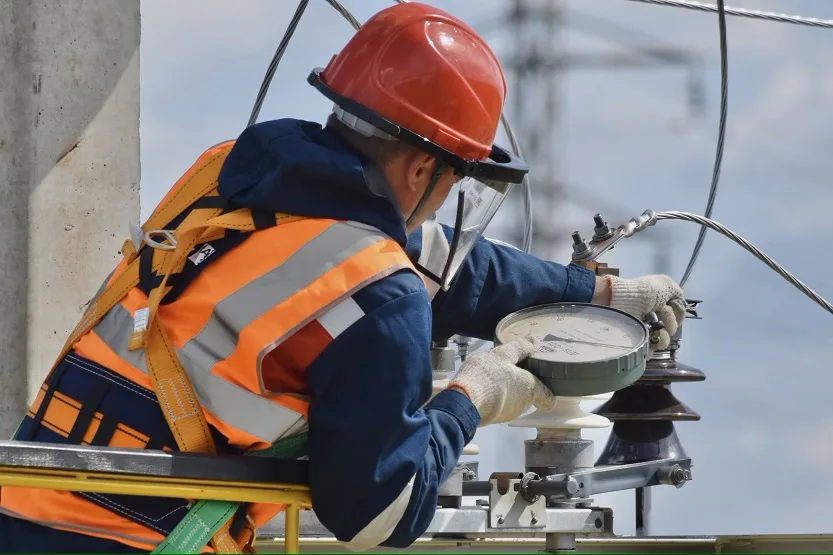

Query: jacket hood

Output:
[217, 118, 408, 244]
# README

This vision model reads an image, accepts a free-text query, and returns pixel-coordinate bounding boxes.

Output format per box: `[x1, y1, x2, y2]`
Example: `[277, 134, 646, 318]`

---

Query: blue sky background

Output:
[139, 0, 833, 537]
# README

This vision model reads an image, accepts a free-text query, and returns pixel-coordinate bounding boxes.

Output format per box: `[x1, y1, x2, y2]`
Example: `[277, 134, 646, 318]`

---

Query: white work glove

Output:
[449, 338, 556, 427]
[607, 274, 687, 351]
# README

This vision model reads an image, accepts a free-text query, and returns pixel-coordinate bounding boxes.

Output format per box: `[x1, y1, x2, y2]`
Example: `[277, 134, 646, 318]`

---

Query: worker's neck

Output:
[328, 125, 411, 234]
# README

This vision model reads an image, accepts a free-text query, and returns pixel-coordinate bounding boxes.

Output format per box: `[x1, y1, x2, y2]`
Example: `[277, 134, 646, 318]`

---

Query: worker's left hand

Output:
[448, 337, 556, 427]
[604, 274, 687, 351]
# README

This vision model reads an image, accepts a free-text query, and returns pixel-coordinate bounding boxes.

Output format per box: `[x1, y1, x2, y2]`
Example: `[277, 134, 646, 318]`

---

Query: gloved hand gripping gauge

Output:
[494, 303, 651, 397]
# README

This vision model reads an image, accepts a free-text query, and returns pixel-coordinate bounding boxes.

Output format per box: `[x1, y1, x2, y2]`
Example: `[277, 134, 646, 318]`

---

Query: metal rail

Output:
[254, 534, 833, 553]
[0, 440, 311, 553]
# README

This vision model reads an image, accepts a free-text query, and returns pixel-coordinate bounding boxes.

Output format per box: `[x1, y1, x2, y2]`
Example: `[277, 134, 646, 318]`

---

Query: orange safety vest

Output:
[0, 141, 418, 551]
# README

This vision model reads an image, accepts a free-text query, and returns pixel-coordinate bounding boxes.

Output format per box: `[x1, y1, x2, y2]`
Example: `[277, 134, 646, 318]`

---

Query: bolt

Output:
[595, 518, 603, 529]
[571, 232, 590, 256]
[530, 514, 538, 525]
[497, 515, 505, 525]
[592, 213, 613, 240]
[657, 464, 689, 488]
[671, 467, 686, 485]
[565, 477, 580, 496]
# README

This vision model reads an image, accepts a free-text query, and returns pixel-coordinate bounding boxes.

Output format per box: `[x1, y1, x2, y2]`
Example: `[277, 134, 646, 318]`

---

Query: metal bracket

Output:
[525, 458, 693, 499]
[488, 472, 546, 529]
[258, 505, 612, 538]
[571, 209, 658, 263]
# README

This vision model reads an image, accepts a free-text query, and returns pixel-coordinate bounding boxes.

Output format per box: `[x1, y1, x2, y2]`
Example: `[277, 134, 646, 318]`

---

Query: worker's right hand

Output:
[605, 274, 687, 351]
[448, 337, 556, 427]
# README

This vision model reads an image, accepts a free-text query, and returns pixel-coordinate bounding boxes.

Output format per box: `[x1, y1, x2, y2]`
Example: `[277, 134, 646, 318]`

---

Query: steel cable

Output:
[621, 0, 833, 29]
[679, 0, 727, 287]
[658, 211, 833, 315]
[322, 0, 361, 30]
[247, 0, 310, 128]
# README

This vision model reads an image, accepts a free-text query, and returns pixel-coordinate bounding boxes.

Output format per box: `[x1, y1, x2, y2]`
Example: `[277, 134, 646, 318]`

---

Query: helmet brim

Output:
[309, 68, 529, 186]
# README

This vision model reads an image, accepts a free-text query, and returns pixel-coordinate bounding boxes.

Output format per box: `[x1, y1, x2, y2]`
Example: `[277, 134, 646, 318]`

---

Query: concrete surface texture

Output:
[0, 0, 141, 438]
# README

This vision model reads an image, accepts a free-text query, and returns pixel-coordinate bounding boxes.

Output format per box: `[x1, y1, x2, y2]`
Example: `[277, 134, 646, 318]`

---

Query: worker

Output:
[0, 2, 686, 553]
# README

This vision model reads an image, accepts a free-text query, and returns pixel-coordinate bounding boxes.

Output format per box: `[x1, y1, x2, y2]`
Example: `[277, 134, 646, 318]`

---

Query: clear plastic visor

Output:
[434, 176, 513, 289]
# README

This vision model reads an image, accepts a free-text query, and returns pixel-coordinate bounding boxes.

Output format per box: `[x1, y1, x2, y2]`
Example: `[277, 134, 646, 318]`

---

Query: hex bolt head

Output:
[565, 477, 580, 496]
[592, 213, 613, 240]
[571, 232, 590, 255]
[671, 467, 686, 485]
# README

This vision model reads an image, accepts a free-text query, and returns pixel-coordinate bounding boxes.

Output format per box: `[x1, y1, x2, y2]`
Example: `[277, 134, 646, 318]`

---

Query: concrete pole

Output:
[0, 1, 141, 438]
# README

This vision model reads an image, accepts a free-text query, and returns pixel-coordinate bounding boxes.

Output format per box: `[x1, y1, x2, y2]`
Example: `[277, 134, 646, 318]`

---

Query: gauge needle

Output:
[543, 333, 629, 350]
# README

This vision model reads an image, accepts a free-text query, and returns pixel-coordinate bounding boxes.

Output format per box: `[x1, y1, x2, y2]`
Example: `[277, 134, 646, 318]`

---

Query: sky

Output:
[139, 0, 833, 539]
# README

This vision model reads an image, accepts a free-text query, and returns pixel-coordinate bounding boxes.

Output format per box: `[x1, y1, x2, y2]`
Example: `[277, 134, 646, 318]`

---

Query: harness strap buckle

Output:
[144, 229, 178, 251]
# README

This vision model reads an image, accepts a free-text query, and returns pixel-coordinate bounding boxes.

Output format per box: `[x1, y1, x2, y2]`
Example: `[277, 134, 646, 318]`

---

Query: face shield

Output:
[430, 173, 514, 289]
[308, 69, 529, 291]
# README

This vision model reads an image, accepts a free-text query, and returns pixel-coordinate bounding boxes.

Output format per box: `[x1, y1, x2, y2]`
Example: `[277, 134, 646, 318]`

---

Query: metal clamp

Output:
[143, 229, 177, 251]
[488, 472, 546, 529]
[571, 209, 658, 263]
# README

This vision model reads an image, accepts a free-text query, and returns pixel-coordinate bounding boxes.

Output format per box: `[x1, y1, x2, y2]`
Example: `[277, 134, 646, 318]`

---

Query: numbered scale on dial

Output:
[494, 303, 650, 397]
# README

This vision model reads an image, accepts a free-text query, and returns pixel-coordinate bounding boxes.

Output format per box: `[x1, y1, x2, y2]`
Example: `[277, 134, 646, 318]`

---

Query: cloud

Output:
[790, 417, 833, 473]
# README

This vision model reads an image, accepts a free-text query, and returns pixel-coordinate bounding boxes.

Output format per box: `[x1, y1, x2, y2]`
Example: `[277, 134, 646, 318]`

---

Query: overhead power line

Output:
[621, 0, 833, 29]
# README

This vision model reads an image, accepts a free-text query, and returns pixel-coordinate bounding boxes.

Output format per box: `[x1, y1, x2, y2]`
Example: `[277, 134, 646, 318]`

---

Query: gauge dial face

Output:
[497, 304, 647, 363]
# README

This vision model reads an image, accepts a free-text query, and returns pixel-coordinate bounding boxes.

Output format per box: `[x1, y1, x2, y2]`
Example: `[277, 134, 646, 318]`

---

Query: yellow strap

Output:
[120, 149, 232, 267]
[139, 208, 299, 553]
[211, 524, 244, 554]
[49, 138, 303, 552]
[141, 145, 235, 238]
[127, 205, 226, 350]
[45, 140, 254, 552]
[138, 205, 263, 551]
[53, 142, 236, 366]
[145, 317, 217, 453]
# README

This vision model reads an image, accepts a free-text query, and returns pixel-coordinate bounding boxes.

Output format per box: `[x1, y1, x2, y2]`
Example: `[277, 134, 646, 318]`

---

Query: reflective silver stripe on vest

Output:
[90, 220, 395, 443]
[182, 220, 385, 367]
[317, 296, 364, 339]
[256, 293, 371, 397]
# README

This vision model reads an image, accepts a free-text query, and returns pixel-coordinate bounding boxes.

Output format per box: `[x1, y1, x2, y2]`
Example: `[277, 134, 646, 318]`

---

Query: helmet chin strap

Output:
[406, 161, 445, 229]
[439, 187, 466, 290]
[406, 161, 467, 291]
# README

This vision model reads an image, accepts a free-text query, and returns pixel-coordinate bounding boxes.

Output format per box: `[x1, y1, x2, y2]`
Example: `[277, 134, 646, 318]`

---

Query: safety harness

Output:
[48, 141, 309, 553]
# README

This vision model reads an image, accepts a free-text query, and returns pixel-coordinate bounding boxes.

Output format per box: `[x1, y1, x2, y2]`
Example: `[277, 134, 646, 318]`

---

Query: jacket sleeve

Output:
[404, 221, 598, 341]
[304, 270, 479, 549]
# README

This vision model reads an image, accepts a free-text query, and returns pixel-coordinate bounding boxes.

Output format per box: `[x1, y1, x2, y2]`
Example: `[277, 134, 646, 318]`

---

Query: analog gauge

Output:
[495, 303, 649, 397]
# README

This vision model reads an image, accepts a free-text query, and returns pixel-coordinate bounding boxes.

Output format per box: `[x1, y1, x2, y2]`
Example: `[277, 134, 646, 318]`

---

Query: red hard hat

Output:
[314, 2, 506, 161]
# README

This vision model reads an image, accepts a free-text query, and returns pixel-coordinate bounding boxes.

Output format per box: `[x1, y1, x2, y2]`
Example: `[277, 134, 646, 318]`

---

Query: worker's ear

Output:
[404, 152, 437, 192]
